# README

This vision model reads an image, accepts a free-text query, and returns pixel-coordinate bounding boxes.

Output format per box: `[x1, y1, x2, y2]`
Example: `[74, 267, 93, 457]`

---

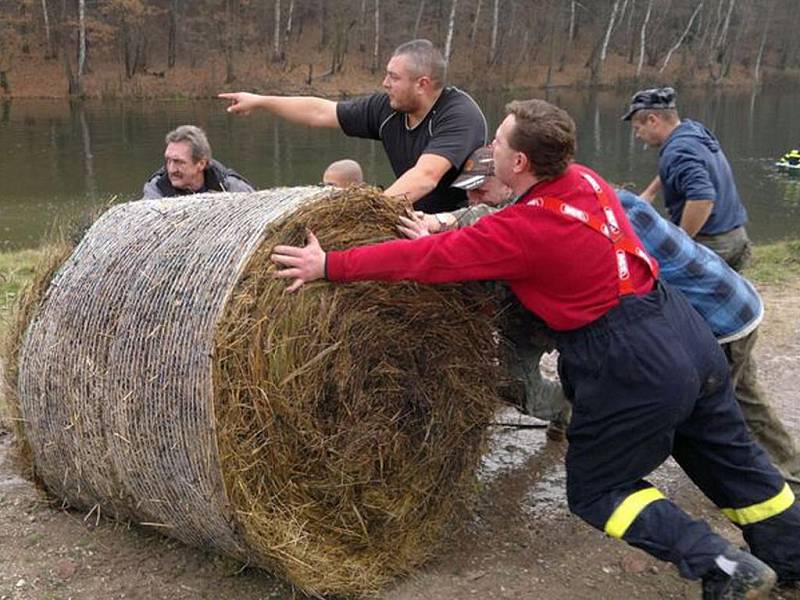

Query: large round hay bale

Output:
[6, 187, 500, 597]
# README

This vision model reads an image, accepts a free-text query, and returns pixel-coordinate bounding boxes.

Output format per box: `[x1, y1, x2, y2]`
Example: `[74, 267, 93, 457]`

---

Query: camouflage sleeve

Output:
[448, 204, 502, 228]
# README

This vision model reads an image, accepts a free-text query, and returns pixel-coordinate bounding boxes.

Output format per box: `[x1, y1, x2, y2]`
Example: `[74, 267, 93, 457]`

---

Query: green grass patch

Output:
[0, 248, 44, 340]
[1, 248, 44, 420]
[1, 240, 800, 332]
[744, 240, 800, 286]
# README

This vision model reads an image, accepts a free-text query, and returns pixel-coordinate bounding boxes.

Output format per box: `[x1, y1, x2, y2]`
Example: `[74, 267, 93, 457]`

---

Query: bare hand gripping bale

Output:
[5, 187, 501, 597]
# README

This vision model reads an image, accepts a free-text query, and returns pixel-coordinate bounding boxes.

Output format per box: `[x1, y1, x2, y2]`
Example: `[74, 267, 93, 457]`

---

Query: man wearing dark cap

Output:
[623, 87, 751, 271]
[404, 145, 571, 440]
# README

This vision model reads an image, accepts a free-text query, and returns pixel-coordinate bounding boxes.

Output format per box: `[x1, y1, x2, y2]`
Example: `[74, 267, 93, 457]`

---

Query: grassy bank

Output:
[0, 247, 47, 340]
[744, 240, 800, 285]
[2, 239, 799, 309]
[1, 239, 800, 333]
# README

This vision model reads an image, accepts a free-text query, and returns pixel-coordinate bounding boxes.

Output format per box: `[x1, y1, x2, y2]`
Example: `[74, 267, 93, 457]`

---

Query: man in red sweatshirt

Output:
[271, 99, 800, 598]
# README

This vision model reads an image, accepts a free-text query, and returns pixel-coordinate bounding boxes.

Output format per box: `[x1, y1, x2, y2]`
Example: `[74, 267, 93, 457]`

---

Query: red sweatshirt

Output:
[326, 163, 655, 331]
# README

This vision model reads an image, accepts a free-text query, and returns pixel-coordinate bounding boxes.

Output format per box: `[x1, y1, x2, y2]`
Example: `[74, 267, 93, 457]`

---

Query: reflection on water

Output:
[771, 172, 800, 206]
[2, 87, 800, 248]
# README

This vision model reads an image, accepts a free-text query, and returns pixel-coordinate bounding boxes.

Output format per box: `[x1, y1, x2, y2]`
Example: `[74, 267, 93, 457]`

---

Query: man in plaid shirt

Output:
[617, 189, 800, 490]
[407, 180, 800, 490]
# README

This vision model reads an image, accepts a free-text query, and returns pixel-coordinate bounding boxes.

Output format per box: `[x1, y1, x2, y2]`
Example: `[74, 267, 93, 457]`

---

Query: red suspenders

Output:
[523, 172, 659, 296]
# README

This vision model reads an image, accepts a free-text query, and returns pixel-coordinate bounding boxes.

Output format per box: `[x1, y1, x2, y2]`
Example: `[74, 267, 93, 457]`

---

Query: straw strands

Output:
[6, 187, 501, 597]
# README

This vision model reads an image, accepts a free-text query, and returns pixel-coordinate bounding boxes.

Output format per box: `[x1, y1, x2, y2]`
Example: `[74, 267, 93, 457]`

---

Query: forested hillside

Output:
[1, 0, 799, 97]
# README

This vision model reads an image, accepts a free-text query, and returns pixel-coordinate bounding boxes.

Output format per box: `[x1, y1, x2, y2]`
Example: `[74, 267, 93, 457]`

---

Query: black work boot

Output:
[701, 547, 776, 599]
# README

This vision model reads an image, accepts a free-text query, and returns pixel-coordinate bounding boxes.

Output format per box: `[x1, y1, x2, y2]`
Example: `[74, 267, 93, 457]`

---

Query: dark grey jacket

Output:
[142, 159, 254, 198]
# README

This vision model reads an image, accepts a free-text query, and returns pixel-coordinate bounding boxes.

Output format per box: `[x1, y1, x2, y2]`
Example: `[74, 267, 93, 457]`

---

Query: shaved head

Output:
[323, 159, 364, 188]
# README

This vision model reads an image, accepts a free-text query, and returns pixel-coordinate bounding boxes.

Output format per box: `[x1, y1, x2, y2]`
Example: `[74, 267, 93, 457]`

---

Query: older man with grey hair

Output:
[220, 39, 487, 214]
[142, 125, 254, 199]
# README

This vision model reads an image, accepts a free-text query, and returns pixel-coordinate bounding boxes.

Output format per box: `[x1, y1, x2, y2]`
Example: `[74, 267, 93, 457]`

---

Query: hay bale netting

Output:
[9, 187, 501, 597]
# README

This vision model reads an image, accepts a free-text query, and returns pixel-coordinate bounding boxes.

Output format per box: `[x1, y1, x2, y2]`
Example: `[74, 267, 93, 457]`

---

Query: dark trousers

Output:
[556, 282, 800, 581]
[723, 329, 800, 487]
[695, 226, 752, 272]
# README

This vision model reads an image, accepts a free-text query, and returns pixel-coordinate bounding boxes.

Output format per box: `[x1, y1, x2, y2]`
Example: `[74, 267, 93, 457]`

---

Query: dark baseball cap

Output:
[452, 146, 494, 190]
[621, 87, 677, 121]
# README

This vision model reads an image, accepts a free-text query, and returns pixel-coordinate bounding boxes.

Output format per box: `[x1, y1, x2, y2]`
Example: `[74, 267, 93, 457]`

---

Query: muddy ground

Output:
[1, 283, 799, 600]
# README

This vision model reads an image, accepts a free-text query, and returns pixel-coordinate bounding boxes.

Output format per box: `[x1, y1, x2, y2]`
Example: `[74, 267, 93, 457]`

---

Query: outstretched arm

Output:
[383, 153, 453, 204]
[219, 92, 340, 128]
[271, 208, 531, 292]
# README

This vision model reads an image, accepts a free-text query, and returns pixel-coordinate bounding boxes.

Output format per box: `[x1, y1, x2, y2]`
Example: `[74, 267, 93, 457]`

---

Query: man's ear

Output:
[197, 158, 210, 170]
[513, 151, 528, 174]
[416, 75, 432, 93]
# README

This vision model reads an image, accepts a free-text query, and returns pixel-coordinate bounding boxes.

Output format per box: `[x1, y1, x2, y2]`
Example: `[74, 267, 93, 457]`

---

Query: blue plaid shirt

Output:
[617, 189, 762, 342]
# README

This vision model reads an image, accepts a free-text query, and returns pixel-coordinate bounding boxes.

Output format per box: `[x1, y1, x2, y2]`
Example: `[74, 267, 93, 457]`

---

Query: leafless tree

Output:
[753, 0, 774, 84]
[568, 0, 576, 41]
[660, 1, 703, 73]
[224, 0, 239, 83]
[599, 0, 621, 62]
[167, 0, 178, 69]
[286, 0, 294, 38]
[77, 0, 86, 76]
[371, 0, 379, 73]
[488, 0, 499, 64]
[588, 0, 620, 84]
[443, 0, 457, 77]
[413, 0, 425, 39]
[272, 0, 282, 62]
[40, 0, 54, 58]
[636, 0, 654, 77]
[470, 0, 482, 42]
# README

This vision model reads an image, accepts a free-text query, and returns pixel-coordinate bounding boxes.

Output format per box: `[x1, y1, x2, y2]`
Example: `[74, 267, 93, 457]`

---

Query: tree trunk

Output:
[753, 1, 773, 84]
[470, 0, 482, 42]
[319, 0, 328, 49]
[371, 0, 380, 73]
[599, 0, 620, 62]
[225, 0, 238, 83]
[568, 0, 576, 41]
[488, 0, 499, 64]
[560, 0, 576, 70]
[413, 0, 426, 39]
[545, 2, 558, 87]
[710, 0, 736, 81]
[709, 0, 725, 52]
[286, 0, 294, 38]
[273, 0, 282, 61]
[64, 50, 78, 95]
[722, 1, 746, 78]
[717, 0, 736, 50]
[77, 0, 86, 78]
[41, 0, 54, 58]
[627, 0, 637, 63]
[358, 0, 366, 53]
[443, 0, 457, 77]
[636, 0, 653, 77]
[168, 0, 178, 69]
[659, 1, 703, 73]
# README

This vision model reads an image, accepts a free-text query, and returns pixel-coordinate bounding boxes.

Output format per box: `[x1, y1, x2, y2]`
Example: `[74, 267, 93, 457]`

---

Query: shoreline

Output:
[6, 54, 800, 101]
[3, 240, 799, 341]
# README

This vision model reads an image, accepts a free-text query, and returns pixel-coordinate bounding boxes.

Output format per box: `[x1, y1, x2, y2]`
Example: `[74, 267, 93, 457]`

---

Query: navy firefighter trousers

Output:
[556, 281, 800, 581]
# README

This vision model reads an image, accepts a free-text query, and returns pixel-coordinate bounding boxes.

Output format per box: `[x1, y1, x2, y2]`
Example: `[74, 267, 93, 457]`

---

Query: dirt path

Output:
[2, 283, 800, 600]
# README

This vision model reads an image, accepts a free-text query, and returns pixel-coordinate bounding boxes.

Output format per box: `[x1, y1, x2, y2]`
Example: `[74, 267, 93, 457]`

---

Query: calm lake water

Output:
[2, 87, 800, 249]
